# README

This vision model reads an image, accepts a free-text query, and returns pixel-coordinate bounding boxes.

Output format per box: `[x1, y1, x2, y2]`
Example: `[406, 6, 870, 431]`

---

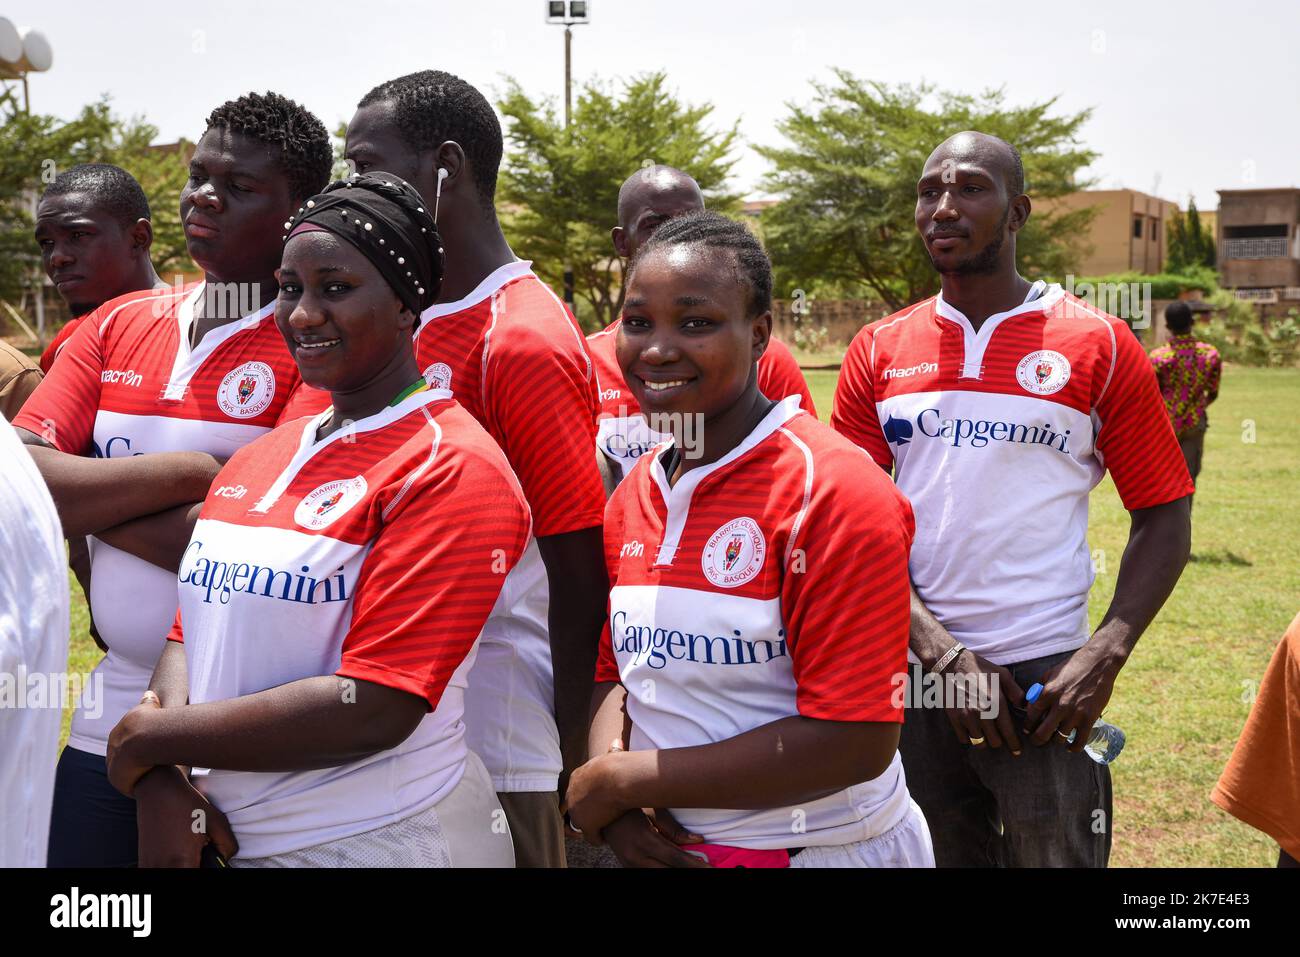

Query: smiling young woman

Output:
[104, 174, 530, 867]
[565, 211, 934, 868]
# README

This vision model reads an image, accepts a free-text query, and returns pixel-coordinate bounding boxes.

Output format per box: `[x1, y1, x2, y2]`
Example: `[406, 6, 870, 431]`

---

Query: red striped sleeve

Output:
[594, 484, 630, 684]
[782, 443, 913, 722]
[1094, 318, 1194, 509]
[483, 314, 605, 537]
[758, 337, 816, 417]
[829, 325, 892, 469]
[13, 307, 106, 452]
[337, 436, 531, 708]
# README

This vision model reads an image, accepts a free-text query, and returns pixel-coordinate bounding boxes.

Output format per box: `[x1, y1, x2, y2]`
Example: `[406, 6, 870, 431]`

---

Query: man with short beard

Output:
[831, 131, 1194, 867]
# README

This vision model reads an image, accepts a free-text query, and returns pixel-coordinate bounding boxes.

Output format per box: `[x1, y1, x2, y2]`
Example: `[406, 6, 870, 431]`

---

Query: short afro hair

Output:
[358, 70, 502, 207]
[204, 91, 332, 201]
[631, 210, 773, 318]
[1165, 300, 1194, 334]
[40, 163, 150, 228]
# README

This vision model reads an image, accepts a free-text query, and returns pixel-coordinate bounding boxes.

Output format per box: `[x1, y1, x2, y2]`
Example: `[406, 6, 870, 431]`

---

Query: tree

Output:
[0, 91, 191, 314]
[1167, 196, 1216, 272]
[497, 72, 740, 330]
[755, 72, 1099, 311]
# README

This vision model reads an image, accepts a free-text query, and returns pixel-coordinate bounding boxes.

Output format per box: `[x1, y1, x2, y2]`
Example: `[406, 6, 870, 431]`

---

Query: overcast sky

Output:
[7, 0, 1297, 209]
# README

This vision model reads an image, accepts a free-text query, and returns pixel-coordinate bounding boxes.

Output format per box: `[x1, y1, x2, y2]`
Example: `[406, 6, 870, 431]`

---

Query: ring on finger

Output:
[1056, 729, 1072, 740]
[969, 736, 986, 746]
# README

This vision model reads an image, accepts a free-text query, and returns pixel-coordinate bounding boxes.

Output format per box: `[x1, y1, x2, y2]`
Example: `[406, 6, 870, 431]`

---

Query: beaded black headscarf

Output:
[282, 172, 444, 314]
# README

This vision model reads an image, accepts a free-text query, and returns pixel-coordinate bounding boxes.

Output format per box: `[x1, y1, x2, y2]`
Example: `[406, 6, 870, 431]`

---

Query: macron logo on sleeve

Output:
[101, 369, 144, 387]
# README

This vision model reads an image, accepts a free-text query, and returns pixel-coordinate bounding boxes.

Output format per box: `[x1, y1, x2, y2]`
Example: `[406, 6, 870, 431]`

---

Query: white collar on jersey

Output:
[646, 394, 806, 566]
[649, 394, 806, 501]
[418, 259, 534, 325]
[934, 280, 1062, 328]
[250, 386, 454, 515]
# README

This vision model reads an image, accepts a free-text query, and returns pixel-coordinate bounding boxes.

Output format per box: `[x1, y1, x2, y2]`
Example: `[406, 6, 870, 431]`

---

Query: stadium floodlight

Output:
[0, 18, 21, 66]
[544, 2, 592, 310]
[545, 1, 590, 25]
[0, 22, 52, 79]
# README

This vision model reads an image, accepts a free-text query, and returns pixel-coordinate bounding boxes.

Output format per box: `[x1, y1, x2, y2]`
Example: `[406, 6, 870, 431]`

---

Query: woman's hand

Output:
[566, 751, 635, 840]
[134, 765, 238, 868]
[107, 691, 164, 796]
[603, 810, 710, 868]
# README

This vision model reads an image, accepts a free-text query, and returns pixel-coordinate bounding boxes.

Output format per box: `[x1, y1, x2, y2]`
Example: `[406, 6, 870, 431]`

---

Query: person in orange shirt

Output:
[1211, 611, 1300, 868]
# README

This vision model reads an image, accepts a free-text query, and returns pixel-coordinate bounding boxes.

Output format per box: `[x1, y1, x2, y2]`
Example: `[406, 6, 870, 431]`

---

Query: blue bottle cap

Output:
[1025, 682, 1044, 703]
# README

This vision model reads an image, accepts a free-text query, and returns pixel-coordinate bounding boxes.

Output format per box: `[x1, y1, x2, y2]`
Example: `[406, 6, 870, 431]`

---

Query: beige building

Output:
[1215, 188, 1300, 299]
[1046, 188, 1177, 275]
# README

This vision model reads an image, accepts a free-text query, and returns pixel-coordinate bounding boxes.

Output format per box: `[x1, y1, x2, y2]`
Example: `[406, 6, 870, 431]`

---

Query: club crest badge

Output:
[422, 361, 454, 392]
[702, 517, 766, 588]
[1015, 350, 1071, 395]
[218, 361, 276, 418]
[294, 477, 368, 531]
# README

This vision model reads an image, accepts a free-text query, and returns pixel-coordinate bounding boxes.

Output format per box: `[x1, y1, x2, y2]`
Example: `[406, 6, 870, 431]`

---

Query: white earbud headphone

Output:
[434, 168, 448, 222]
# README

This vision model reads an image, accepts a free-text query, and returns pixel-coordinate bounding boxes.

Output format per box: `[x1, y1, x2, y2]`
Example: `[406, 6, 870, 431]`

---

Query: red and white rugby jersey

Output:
[831, 282, 1194, 666]
[167, 389, 531, 858]
[414, 259, 604, 791]
[14, 282, 329, 756]
[588, 319, 819, 484]
[595, 395, 916, 849]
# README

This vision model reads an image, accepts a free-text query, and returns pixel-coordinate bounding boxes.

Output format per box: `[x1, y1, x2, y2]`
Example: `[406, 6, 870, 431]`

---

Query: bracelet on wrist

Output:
[931, 641, 966, 675]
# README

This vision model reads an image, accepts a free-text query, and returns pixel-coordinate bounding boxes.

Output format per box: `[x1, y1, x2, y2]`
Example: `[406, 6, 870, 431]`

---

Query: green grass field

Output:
[56, 365, 1297, 866]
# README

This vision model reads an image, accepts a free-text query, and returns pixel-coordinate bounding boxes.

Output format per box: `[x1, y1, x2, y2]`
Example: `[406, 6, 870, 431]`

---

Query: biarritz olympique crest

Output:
[1015, 350, 1072, 395]
[702, 517, 766, 588]
[218, 361, 276, 418]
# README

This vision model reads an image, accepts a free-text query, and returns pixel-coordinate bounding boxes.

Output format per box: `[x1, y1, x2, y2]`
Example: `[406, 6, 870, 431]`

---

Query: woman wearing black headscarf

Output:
[104, 174, 529, 867]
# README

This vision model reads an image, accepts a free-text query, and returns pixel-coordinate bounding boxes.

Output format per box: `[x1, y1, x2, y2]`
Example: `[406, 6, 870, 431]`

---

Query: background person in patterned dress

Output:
[1150, 301, 1222, 508]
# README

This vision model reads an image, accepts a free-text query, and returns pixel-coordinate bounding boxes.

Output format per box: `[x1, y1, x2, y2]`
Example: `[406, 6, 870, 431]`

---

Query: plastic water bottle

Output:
[1024, 683, 1126, 765]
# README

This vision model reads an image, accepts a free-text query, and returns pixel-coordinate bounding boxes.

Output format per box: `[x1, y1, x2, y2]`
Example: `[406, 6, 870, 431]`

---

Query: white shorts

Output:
[231, 751, 514, 868]
[790, 799, 934, 868]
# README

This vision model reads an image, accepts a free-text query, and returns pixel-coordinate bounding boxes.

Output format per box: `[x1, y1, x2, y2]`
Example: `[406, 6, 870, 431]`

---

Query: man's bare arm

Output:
[16, 427, 221, 537]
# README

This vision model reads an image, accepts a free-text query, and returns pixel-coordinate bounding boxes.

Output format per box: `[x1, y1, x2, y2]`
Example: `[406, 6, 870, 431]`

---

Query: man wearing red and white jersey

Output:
[346, 71, 607, 866]
[591, 165, 815, 486]
[832, 132, 1193, 867]
[15, 92, 333, 867]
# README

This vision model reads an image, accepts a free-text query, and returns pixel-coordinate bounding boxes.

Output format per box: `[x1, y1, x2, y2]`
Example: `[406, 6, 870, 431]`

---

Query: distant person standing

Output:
[1150, 301, 1221, 505]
